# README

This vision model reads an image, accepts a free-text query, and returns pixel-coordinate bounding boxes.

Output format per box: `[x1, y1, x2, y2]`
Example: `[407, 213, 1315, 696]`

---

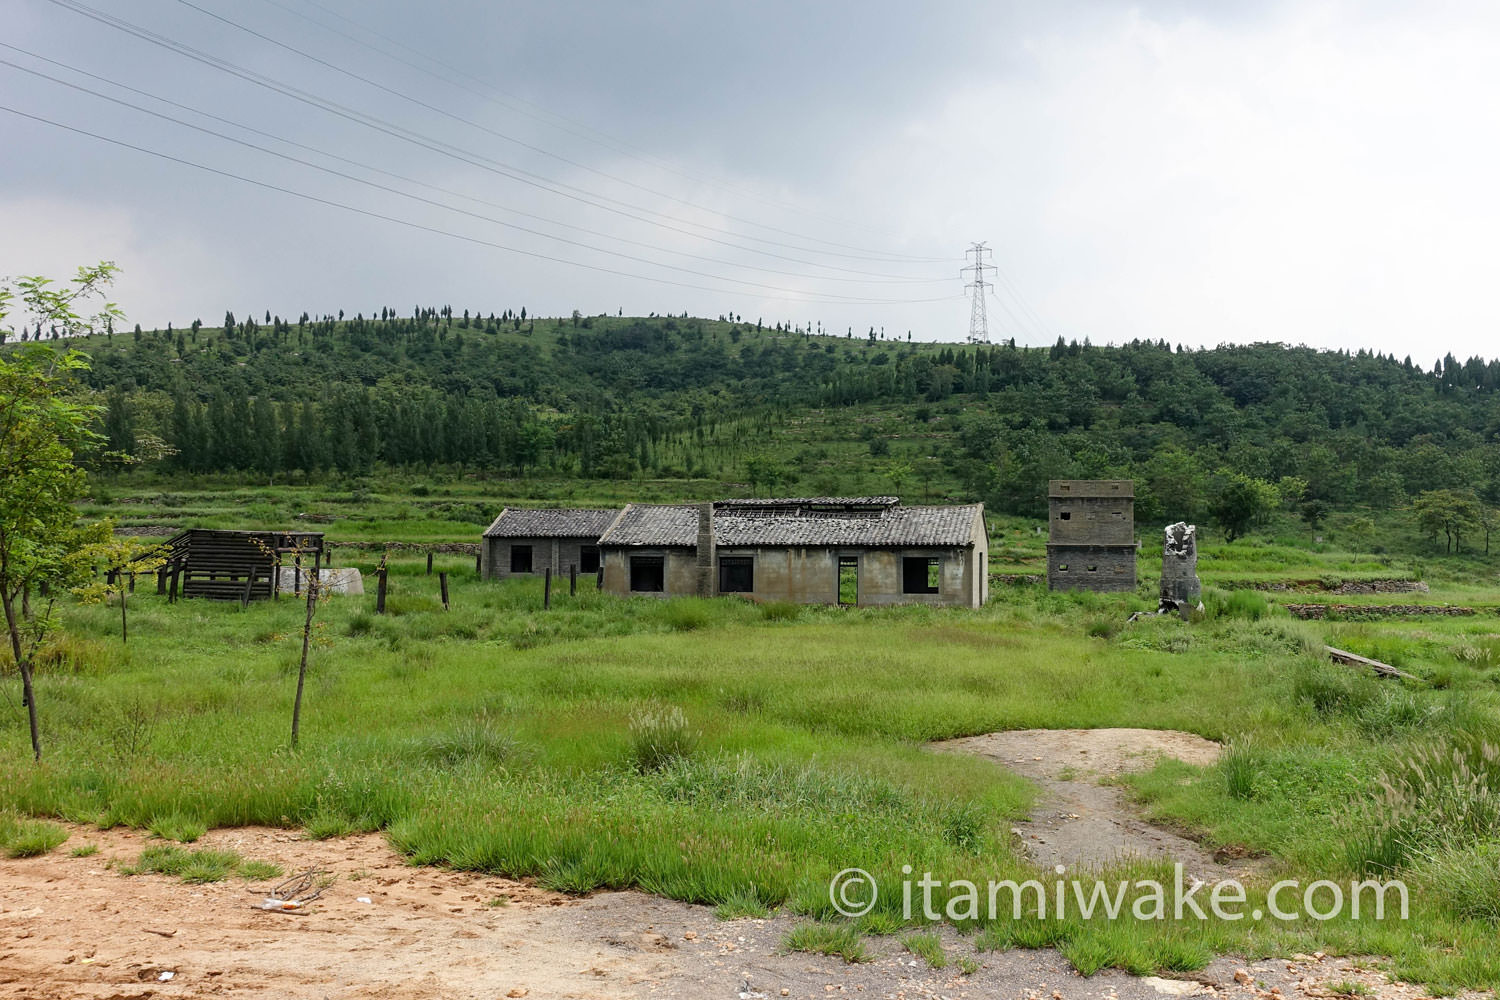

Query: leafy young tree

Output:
[1412, 489, 1482, 554]
[0, 263, 121, 759]
[1209, 471, 1280, 542]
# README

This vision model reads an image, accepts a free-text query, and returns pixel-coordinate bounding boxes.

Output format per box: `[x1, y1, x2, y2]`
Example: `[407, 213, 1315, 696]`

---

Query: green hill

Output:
[38, 308, 1500, 535]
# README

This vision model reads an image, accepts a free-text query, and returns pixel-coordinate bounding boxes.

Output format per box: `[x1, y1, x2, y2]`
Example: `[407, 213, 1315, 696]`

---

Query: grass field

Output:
[3, 531, 1500, 989]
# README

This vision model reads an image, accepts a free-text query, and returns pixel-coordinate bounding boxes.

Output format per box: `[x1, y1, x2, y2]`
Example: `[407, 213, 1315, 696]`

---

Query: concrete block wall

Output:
[1046, 545, 1136, 593]
[484, 537, 600, 580]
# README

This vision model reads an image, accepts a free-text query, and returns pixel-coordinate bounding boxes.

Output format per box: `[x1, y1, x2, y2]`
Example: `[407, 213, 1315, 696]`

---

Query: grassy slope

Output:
[3, 548, 1499, 986]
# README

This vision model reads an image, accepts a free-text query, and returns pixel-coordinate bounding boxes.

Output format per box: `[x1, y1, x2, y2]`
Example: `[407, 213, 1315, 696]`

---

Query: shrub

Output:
[628, 704, 699, 772]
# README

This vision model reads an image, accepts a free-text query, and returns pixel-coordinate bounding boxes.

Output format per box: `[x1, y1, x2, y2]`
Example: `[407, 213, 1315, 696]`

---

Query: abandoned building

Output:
[480, 508, 619, 580]
[1046, 480, 1136, 593]
[594, 497, 989, 607]
[151, 528, 325, 601]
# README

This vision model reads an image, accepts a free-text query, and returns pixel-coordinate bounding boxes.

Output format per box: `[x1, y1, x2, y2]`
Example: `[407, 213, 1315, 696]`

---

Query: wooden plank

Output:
[1325, 645, 1418, 681]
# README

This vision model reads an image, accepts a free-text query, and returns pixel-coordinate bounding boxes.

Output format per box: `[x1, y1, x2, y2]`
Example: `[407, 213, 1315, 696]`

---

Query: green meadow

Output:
[3, 537, 1500, 990]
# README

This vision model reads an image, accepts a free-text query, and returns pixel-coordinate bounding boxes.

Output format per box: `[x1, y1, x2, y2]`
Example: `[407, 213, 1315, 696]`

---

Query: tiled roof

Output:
[716, 505, 982, 547]
[597, 505, 701, 547]
[598, 501, 984, 548]
[713, 496, 898, 509]
[482, 508, 621, 539]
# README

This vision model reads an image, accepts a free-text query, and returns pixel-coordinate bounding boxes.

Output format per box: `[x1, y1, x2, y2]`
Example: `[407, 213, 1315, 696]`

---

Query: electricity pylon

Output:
[961, 242, 996, 344]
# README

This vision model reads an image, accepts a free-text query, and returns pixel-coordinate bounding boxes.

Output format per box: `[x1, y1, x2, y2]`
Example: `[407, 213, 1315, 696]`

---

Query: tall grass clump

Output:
[417, 714, 523, 769]
[1409, 843, 1500, 922]
[759, 601, 801, 622]
[628, 704, 700, 772]
[1345, 738, 1500, 874]
[783, 923, 871, 963]
[1294, 662, 1377, 719]
[1221, 738, 1259, 801]
[657, 598, 715, 632]
[0, 813, 68, 857]
[1200, 587, 1269, 621]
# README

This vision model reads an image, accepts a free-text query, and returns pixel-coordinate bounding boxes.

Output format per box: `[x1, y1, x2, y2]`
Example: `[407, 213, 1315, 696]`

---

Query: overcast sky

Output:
[3, 0, 1497, 360]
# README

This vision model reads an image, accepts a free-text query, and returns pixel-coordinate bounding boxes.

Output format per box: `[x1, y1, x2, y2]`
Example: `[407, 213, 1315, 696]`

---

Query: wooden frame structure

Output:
[151, 529, 325, 602]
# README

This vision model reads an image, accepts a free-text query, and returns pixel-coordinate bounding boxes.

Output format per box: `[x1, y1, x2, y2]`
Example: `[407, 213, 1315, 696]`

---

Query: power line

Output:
[0, 45, 950, 287]
[255, 0, 922, 246]
[0, 103, 961, 307]
[44, 0, 954, 267]
[0, 58, 948, 298]
[176, 0, 955, 263]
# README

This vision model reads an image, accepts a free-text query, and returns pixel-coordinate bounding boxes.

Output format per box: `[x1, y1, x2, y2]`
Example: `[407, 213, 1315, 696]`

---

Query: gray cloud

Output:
[2, 0, 1496, 362]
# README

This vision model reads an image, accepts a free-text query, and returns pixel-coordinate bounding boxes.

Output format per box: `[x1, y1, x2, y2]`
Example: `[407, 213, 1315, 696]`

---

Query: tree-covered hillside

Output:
[41, 307, 1500, 537]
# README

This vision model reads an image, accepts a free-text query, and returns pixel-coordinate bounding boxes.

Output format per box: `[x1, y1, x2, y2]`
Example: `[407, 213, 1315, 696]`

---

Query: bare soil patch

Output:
[0, 812, 1472, 999]
[934, 728, 1256, 879]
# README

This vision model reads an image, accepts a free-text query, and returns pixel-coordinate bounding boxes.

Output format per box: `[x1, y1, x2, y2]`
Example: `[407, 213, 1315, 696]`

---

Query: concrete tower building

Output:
[1046, 480, 1136, 592]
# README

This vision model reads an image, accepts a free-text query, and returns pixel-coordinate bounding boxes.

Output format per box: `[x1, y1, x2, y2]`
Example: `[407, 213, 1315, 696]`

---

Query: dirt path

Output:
[0, 815, 1471, 1000]
[934, 728, 1260, 881]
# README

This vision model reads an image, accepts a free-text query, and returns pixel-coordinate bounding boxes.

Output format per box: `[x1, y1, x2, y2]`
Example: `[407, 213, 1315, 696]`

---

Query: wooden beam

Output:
[1325, 645, 1418, 681]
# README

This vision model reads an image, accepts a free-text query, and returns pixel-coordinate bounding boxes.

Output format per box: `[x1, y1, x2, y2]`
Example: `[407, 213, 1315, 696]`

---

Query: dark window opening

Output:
[579, 545, 600, 574]
[1058, 511, 1071, 520]
[510, 544, 533, 573]
[903, 557, 941, 594]
[630, 556, 665, 593]
[719, 556, 754, 593]
[1087, 565, 1099, 572]
[838, 556, 858, 606]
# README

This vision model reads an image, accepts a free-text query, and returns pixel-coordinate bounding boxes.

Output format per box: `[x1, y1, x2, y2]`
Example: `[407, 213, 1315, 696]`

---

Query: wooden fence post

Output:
[168, 569, 179, 603]
[596, 566, 604, 589]
[157, 569, 167, 595]
[241, 574, 254, 608]
[544, 567, 552, 610]
[570, 564, 577, 596]
[439, 571, 449, 610]
[375, 561, 388, 614]
[128, 572, 135, 593]
[475, 552, 482, 576]
[426, 552, 434, 575]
